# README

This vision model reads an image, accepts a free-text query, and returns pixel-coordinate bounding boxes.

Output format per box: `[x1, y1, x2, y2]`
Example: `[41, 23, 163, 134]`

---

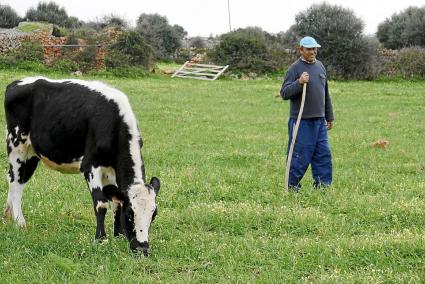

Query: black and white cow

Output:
[3, 76, 159, 255]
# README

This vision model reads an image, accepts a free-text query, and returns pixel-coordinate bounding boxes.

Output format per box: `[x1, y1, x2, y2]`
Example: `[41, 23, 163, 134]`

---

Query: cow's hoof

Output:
[15, 215, 27, 228]
[95, 235, 108, 243]
[113, 228, 124, 237]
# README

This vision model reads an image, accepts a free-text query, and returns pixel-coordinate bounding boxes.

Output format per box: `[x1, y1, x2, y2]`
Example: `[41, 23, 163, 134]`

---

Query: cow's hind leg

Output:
[84, 166, 109, 240]
[4, 130, 39, 227]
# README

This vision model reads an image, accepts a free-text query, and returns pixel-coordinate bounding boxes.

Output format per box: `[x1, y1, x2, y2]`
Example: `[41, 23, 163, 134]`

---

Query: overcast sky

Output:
[3, 0, 425, 37]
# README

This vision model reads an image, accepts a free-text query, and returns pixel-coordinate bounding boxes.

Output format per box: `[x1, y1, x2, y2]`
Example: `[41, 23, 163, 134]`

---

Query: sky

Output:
[3, 0, 425, 37]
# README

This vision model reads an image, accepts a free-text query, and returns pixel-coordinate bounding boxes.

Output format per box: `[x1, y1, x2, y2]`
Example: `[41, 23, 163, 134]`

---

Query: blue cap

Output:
[299, 36, 321, 48]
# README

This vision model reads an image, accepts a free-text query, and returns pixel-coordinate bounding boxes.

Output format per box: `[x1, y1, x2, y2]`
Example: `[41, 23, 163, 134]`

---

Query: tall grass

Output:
[0, 70, 424, 283]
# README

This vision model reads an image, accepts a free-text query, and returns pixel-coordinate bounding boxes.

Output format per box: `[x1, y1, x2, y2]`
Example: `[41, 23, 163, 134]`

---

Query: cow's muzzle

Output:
[130, 238, 149, 256]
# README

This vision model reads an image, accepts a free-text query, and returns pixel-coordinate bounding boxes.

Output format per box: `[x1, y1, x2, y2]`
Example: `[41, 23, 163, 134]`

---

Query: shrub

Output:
[106, 31, 154, 69]
[390, 47, 425, 78]
[190, 37, 206, 49]
[208, 27, 281, 75]
[377, 6, 425, 49]
[9, 40, 45, 63]
[69, 27, 104, 44]
[136, 13, 187, 60]
[0, 56, 47, 72]
[104, 49, 132, 68]
[25, 1, 69, 27]
[0, 4, 21, 28]
[286, 3, 379, 80]
[50, 59, 79, 73]
[101, 14, 128, 29]
[74, 46, 98, 72]
[173, 48, 191, 64]
[65, 16, 82, 29]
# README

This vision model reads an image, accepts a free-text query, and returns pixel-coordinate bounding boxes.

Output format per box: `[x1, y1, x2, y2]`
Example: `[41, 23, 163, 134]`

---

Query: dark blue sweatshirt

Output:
[280, 58, 334, 121]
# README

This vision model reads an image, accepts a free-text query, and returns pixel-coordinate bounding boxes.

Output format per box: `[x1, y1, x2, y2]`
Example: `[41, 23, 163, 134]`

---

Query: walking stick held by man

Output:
[285, 82, 307, 191]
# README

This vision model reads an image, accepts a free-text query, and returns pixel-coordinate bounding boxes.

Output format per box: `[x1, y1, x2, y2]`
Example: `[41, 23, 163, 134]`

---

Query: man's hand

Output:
[327, 121, 333, 130]
[298, 72, 309, 84]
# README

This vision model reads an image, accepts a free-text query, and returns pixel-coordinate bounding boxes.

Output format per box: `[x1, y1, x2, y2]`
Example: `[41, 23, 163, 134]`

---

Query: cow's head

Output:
[121, 177, 160, 256]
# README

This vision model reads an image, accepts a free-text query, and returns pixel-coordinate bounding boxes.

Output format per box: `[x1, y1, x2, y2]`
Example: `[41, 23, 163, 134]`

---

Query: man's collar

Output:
[300, 57, 317, 64]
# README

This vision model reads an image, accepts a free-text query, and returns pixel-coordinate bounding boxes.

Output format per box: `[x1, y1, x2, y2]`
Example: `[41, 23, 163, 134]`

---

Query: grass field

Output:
[0, 70, 424, 283]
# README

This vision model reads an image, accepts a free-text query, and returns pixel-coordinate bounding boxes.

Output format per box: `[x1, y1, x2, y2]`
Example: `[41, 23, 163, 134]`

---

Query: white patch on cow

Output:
[87, 166, 102, 191]
[96, 201, 109, 212]
[5, 126, 33, 227]
[18, 76, 144, 184]
[101, 167, 117, 186]
[128, 184, 156, 243]
[17, 76, 46, 86]
[39, 155, 81, 174]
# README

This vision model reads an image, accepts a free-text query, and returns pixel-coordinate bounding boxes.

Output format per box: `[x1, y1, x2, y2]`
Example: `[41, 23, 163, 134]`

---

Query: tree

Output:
[190, 37, 206, 49]
[106, 31, 154, 69]
[101, 14, 128, 29]
[377, 6, 425, 49]
[0, 4, 21, 28]
[136, 13, 187, 60]
[208, 27, 281, 75]
[287, 3, 378, 79]
[25, 1, 74, 28]
[65, 16, 83, 29]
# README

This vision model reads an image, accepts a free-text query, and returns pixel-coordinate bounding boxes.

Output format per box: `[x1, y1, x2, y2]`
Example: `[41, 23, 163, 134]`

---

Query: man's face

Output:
[300, 47, 317, 63]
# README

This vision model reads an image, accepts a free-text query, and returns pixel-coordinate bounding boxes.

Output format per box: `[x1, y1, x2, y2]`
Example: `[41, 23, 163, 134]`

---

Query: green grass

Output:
[0, 70, 424, 283]
[16, 22, 52, 34]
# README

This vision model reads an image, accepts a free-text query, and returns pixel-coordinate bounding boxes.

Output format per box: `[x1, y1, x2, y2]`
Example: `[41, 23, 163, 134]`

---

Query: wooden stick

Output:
[285, 83, 307, 191]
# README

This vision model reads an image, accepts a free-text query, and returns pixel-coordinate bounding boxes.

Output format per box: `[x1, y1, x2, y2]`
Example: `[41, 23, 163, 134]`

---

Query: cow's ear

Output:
[150, 177, 160, 195]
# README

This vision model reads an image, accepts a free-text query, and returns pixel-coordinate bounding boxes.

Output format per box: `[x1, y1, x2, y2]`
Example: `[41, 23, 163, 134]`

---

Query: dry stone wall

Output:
[0, 25, 106, 70]
[0, 29, 30, 53]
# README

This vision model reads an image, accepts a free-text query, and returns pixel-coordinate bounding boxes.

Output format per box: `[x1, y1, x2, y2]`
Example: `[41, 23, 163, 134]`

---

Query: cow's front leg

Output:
[112, 199, 123, 236]
[84, 166, 108, 240]
[100, 168, 123, 237]
[102, 184, 123, 237]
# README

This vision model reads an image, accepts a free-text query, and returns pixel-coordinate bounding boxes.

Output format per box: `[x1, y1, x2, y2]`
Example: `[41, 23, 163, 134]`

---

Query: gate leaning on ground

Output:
[172, 61, 229, 81]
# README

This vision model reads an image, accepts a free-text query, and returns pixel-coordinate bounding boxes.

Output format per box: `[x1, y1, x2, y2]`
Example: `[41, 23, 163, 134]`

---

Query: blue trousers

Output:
[287, 117, 332, 188]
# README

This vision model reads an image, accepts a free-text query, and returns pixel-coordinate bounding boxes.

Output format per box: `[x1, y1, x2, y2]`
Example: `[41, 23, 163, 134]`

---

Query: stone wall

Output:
[0, 27, 106, 70]
[0, 29, 30, 53]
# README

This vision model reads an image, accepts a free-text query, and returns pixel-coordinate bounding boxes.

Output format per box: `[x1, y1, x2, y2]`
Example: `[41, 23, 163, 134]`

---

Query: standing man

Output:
[280, 36, 334, 190]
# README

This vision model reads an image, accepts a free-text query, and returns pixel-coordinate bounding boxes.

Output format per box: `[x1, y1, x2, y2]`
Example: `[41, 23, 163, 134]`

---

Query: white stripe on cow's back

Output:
[18, 76, 144, 183]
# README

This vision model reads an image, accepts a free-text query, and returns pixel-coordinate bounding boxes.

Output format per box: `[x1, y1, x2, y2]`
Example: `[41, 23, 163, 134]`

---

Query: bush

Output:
[0, 56, 47, 72]
[208, 27, 283, 75]
[8, 40, 45, 62]
[173, 48, 191, 64]
[389, 47, 425, 78]
[69, 27, 105, 44]
[136, 13, 187, 60]
[104, 49, 132, 68]
[74, 46, 98, 72]
[190, 37, 206, 49]
[25, 1, 80, 29]
[286, 3, 379, 80]
[0, 4, 21, 28]
[377, 7, 425, 49]
[101, 14, 128, 29]
[106, 31, 154, 69]
[50, 59, 79, 73]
